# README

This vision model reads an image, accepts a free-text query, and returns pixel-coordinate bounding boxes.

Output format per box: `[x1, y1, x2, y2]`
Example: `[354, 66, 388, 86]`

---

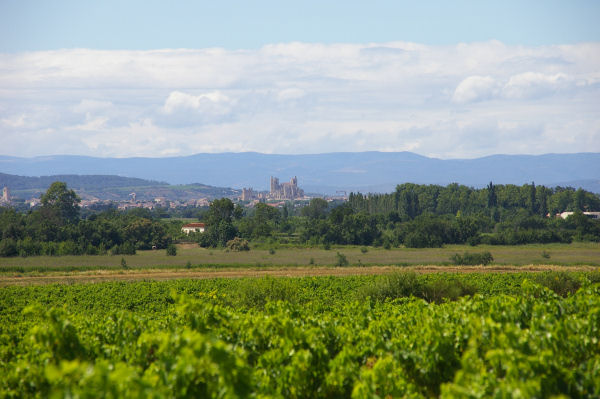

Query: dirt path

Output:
[1, 265, 597, 286]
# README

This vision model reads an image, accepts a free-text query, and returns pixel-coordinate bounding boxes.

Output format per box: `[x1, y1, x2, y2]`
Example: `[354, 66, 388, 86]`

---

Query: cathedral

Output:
[269, 176, 304, 200]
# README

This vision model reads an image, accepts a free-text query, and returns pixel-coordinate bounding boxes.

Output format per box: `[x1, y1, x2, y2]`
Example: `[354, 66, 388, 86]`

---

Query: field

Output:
[2, 243, 599, 396]
[1, 272, 599, 397]
[0, 242, 598, 274]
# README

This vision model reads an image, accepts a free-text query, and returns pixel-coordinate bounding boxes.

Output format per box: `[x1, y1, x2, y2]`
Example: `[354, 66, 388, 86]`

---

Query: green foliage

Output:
[226, 237, 250, 252]
[166, 244, 177, 256]
[1, 275, 599, 398]
[0, 238, 18, 257]
[359, 272, 477, 303]
[541, 250, 551, 259]
[301, 198, 329, 219]
[111, 242, 136, 255]
[335, 252, 349, 266]
[532, 271, 582, 297]
[451, 251, 494, 265]
[40, 181, 81, 225]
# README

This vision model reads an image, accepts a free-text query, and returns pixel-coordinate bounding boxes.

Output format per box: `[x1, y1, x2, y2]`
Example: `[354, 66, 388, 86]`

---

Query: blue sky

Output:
[0, 1, 599, 158]
[1, 0, 599, 51]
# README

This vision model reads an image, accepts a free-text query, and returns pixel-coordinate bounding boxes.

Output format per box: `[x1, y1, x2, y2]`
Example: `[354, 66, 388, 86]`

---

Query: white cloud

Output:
[1, 114, 27, 128]
[0, 41, 599, 158]
[163, 90, 232, 114]
[452, 76, 498, 103]
[277, 88, 306, 101]
[71, 99, 113, 114]
[502, 72, 572, 99]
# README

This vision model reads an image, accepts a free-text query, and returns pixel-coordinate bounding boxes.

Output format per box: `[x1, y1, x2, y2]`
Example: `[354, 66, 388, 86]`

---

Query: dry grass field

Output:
[0, 242, 598, 273]
[1, 264, 597, 286]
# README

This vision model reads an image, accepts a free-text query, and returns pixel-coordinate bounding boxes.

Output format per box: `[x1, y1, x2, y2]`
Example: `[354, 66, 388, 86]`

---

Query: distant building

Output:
[270, 176, 304, 200]
[1, 187, 9, 204]
[28, 198, 41, 208]
[558, 211, 600, 220]
[181, 223, 205, 234]
[241, 187, 255, 201]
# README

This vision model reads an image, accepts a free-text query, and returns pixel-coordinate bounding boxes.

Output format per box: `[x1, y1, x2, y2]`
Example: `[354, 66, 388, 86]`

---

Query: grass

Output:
[0, 242, 598, 274]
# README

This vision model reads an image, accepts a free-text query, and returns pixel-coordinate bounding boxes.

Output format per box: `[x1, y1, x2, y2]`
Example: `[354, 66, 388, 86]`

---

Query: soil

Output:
[1, 265, 597, 286]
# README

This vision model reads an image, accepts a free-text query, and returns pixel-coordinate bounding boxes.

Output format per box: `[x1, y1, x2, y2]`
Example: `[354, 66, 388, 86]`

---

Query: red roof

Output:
[182, 223, 205, 228]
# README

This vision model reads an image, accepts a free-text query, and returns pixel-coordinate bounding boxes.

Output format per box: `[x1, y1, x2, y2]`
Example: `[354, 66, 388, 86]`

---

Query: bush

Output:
[0, 238, 18, 257]
[404, 231, 443, 248]
[17, 237, 41, 257]
[58, 240, 81, 256]
[335, 252, 349, 266]
[360, 272, 424, 302]
[166, 244, 177, 256]
[422, 279, 477, 303]
[360, 272, 477, 303]
[450, 251, 494, 266]
[360, 246, 368, 254]
[111, 242, 136, 255]
[533, 272, 581, 297]
[226, 237, 250, 252]
[268, 248, 276, 255]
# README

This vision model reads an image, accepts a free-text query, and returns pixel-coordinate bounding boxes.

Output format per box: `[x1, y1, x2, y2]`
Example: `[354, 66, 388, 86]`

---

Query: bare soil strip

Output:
[1, 265, 597, 286]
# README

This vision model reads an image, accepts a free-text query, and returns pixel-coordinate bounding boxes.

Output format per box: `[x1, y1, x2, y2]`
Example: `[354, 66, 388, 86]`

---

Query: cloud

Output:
[0, 41, 599, 159]
[502, 72, 572, 99]
[452, 76, 498, 103]
[276, 88, 306, 101]
[71, 99, 113, 114]
[163, 91, 232, 114]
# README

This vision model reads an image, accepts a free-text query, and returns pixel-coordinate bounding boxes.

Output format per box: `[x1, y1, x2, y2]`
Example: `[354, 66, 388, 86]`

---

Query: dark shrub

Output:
[0, 238, 18, 257]
[451, 251, 493, 265]
[335, 252, 349, 266]
[226, 237, 250, 252]
[166, 244, 177, 256]
[533, 272, 581, 297]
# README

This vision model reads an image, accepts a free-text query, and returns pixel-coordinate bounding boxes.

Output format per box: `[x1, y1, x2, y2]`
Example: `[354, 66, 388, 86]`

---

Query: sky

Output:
[0, 0, 599, 159]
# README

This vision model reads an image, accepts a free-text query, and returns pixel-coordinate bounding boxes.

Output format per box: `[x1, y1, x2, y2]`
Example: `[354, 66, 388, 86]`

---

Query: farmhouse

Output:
[181, 222, 205, 234]
[558, 211, 600, 220]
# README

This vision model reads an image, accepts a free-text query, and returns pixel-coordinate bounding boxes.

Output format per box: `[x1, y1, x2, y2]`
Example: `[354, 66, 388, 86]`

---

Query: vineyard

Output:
[1, 272, 599, 398]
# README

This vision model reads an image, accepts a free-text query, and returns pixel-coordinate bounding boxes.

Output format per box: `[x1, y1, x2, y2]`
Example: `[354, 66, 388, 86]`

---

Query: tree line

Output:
[0, 182, 172, 257]
[193, 182, 600, 248]
[1, 181, 599, 257]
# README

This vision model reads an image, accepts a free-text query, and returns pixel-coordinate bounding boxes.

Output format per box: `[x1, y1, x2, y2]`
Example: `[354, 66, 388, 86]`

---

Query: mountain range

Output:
[0, 152, 599, 194]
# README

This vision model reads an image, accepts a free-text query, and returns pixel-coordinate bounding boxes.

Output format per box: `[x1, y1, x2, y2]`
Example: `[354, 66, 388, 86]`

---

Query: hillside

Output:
[0, 173, 240, 201]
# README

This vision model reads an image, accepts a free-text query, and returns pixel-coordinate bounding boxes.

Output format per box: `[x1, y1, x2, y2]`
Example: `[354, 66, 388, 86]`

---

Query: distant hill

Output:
[0, 173, 240, 201]
[0, 173, 167, 190]
[1, 152, 599, 194]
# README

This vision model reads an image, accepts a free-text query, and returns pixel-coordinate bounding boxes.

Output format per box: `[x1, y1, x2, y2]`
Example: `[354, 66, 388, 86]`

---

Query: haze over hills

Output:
[0, 173, 239, 201]
[0, 152, 599, 194]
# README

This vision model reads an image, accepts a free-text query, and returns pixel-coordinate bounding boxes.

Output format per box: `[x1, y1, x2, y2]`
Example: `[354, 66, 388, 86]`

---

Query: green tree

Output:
[487, 181, 497, 208]
[40, 182, 81, 225]
[301, 198, 329, 219]
[199, 198, 238, 247]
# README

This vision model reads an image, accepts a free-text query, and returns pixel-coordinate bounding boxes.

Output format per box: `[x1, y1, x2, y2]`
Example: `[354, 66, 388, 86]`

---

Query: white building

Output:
[181, 223, 206, 234]
[559, 211, 600, 220]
